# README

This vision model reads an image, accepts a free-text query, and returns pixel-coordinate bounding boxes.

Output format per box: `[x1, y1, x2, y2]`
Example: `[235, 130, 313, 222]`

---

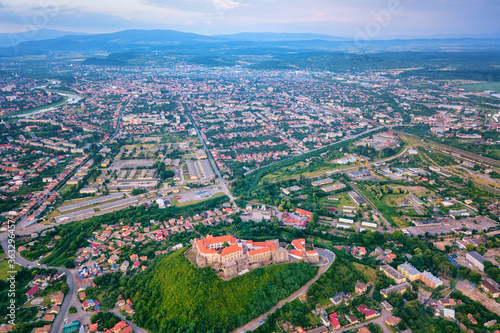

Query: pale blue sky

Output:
[0, 0, 498, 37]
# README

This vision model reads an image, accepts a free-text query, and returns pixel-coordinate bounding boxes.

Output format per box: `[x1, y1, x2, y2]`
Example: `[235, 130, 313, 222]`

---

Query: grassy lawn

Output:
[357, 187, 409, 228]
[172, 191, 226, 207]
[260, 162, 354, 185]
[352, 263, 378, 283]
[0, 260, 21, 280]
[320, 192, 355, 209]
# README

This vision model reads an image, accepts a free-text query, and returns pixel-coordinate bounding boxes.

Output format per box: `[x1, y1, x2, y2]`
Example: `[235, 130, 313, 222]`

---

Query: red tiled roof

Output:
[252, 241, 277, 251]
[196, 240, 217, 254]
[26, 285, 39, 296]
[295, 208, 313, 218]
[203, 235, 237, 245]
[248, 247, 272, 256]
[330, 317, 340, 328]
[289, 249, 304, 258]
[119, 326, 133, 333]
[292, 239, 305, 251]
[221, 244, 242, 256]
[114, 321, 128, 330]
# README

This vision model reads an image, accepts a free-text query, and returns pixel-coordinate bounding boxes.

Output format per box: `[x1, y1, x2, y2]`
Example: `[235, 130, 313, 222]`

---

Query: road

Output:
[111, 95, 133, 140]
[184, 105, 234, 202]
[232, 249, 335, 333]
[0, 232, 76, 333]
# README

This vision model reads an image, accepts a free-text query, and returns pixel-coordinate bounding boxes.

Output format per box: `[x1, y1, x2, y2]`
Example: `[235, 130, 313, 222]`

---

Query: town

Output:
[0, 30, 500, 333]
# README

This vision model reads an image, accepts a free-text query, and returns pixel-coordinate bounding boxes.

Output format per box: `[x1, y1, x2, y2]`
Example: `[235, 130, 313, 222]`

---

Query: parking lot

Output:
[175, 186, 223, 204]
[417, 216, 498, 235]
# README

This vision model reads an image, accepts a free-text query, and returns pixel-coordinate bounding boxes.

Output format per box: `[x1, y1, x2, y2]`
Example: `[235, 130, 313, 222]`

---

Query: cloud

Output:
[0, 0, 204, 27]
[207, 0, 243, 10]
[0, 0, 497, 37]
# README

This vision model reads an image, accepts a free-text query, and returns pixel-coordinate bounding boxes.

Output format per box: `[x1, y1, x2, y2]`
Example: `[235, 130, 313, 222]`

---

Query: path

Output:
[232, 249, 335, 333]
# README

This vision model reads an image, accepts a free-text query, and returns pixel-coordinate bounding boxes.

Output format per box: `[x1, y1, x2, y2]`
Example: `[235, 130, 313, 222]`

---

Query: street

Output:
[232, 249, 335, 333]
[0, 232, 76, 333]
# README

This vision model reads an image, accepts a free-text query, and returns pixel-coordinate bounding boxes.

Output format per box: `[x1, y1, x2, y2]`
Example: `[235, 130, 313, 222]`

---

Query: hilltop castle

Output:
[194, 235, 318, 279]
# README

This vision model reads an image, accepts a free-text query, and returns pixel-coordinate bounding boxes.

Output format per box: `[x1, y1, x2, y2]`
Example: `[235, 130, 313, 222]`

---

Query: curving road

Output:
[0, 232, 76, 333]
[231, 249, 335, 333]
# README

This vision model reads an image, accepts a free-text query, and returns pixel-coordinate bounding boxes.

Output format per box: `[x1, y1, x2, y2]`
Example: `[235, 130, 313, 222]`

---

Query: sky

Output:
[0, 0, 499, 38]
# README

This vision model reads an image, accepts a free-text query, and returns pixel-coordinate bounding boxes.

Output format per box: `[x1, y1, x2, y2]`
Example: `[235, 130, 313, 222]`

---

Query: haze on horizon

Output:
[0, 0, 499, 39]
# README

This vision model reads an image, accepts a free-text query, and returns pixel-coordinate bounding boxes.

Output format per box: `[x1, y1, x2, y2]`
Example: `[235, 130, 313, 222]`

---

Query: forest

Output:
[101, 248, 317, 333]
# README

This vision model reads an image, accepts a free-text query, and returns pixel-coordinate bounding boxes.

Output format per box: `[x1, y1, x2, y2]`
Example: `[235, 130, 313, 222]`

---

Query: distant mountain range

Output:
[213, 32, 349, 42]
[2, 28, 500, 55]
[0, 28, 88, 47]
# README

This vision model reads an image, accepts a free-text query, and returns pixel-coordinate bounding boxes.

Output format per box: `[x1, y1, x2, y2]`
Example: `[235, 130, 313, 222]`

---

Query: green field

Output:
[352, 263, 379, 283]
[460, 82, 500, 92]
[0, 260, 21, 280]
[357, 186, 409, 228]
[127, 248, 318, 333]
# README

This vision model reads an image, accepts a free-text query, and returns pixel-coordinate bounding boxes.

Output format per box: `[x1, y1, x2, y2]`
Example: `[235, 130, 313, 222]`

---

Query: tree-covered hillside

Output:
[128, 249, 318, 333]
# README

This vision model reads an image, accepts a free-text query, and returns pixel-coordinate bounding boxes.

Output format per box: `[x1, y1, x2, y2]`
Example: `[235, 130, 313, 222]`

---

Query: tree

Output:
[449, 278, 457, 289]
[465, 244, 475, 252]
[392, 230, 402, 240]
[61, 283, 70, 294]
[469, 272, 482, 284]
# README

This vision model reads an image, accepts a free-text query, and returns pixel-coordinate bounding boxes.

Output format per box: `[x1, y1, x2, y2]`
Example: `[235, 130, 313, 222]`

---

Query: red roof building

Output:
[26, 285, 39, 297]
[292, 239, 306, 252]
[295, 208, 313, 220]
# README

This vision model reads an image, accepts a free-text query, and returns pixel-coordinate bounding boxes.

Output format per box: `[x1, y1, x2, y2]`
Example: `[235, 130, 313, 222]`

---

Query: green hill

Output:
[128, 248, 318, 333]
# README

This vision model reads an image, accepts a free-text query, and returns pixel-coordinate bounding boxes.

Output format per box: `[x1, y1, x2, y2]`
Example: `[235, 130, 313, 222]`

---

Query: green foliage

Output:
[452, 290, 500, 332]
[90, 312, 122, 330]
[127, 248, 317, 333]
[307, 257, 365, 303]
[490, 171, 500, 179]
[131, 188, 148, 195]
